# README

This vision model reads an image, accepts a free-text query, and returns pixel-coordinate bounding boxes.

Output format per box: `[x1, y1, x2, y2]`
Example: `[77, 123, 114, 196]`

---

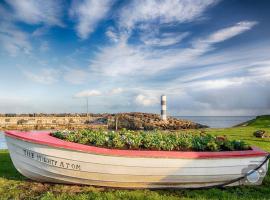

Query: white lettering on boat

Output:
[23, 149, 81, 171]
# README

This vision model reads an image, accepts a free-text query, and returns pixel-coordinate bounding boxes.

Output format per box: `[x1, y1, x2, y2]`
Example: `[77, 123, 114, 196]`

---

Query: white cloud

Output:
[64, 68, 88, 84]
[194, 21, 257, 49]
[186, 79, 270, 114]
[70, 0, 113, 39]
[167, 43, 270, 87]
[109, 88, 123, 95]
[90, 21, 257, 77]
[1, 1, 267, 116]
[141, 32, 189, 46]
[6, 0, 64, 26]
[23, 68, 60, 84]
[165, 61, 270, 98]
[74, 89, 102, 98]
[119, 0, 217, 30]
[190, 78, 246, 90]
[248, 61, 270, 79]
[106, 27, 119, 42]
[32, 26, 50, 37]
[90, 38, 147, 76]
[0, 23, 32, 56]
[209, 21, 257, 42]
[134, 94, 159, 106]
[86, 45, 270, 114]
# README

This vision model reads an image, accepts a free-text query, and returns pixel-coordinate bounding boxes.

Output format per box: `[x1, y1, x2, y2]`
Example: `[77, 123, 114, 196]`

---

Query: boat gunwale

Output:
[5, 131, 268, 159]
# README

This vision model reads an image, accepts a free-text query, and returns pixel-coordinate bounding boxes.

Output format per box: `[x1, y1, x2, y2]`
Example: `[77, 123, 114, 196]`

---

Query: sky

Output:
[0, 0, 270, 116]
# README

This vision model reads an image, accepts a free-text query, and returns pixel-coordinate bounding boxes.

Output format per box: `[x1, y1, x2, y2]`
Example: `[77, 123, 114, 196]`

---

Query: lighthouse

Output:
[161, 95, 167, 120]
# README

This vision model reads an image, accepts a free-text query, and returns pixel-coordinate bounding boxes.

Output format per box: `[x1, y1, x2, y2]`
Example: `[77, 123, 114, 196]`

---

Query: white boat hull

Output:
[5, 131, 269, 188]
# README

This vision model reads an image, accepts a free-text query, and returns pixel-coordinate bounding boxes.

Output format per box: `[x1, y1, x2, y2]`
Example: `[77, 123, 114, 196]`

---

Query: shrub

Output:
[207, 141, 219, 151]
[174, 133, 192, 151]
[112, 132, 126, 149]
[51, 130, 251, 152]
[191, 134, 216, 151]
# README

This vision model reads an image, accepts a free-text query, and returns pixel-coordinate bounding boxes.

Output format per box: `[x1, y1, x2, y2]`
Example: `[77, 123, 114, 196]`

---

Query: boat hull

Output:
[5, 131, 269, 188]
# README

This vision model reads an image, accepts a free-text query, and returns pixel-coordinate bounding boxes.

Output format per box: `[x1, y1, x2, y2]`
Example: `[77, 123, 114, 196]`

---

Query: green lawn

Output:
[0, 116, 270, 200]
[241, 115, 270, 128]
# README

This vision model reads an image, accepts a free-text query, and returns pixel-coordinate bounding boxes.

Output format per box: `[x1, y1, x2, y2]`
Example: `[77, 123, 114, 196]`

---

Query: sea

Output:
[0, 131, 7, 149]
[0, 116, 255, 150]
[175, 116, 255, 128]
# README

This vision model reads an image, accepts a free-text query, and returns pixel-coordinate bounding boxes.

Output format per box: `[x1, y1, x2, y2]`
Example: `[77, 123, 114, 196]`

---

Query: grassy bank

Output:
[237, 115, 270, 128]
[1, 116, 270, 199]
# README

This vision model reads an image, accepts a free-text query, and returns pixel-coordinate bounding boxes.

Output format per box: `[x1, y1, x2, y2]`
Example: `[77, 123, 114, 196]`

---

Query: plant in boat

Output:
[51, 129, 251, 152]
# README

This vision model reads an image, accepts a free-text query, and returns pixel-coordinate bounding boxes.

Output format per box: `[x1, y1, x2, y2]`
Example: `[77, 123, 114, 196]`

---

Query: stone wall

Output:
[0, 116, 107, 131]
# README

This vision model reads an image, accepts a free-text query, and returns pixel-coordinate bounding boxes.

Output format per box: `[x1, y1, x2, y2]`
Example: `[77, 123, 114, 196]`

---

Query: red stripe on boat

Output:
[4, 131, 268, 159]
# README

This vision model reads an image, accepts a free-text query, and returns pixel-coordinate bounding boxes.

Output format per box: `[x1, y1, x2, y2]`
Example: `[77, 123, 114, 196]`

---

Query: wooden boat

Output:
[4, 131, 269, 188]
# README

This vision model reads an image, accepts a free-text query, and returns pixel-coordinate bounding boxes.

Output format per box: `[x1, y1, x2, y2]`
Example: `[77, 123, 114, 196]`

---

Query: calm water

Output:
[0, 116, 255, 149]
[0, 131, 7, 149]
[175, 116, 255, 128]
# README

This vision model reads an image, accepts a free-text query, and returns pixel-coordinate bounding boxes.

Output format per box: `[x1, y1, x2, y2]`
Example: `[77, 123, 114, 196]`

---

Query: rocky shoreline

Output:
[0, 112, 208, 131]
[105, 112, 208, 130]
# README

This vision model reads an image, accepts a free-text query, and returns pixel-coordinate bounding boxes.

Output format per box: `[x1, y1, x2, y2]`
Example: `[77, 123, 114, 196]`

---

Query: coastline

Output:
[234, 115, 270, 128]
[0, 112, 207, 131]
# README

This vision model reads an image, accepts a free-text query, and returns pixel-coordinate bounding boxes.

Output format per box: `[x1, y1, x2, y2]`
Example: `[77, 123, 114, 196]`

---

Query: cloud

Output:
[23, 68, 60, 84]
[160, 55, 270, 115]
[166, 41, 270, 87]
[88, 24, 268, 115]
[32, 26, 51, 37]
[89, 38, 145, 76]
[84, 17, 262, 115]
[119, 0, 217, 30]
[193, 21, 257, 50]
[0, 1, 63, 56]
[188, 78, 246, 90]
[141, 32, 189, 47]
[109, 88, 123, 95]
[188, 81, 270, 112]
[0, 23, 32, 56]
[89, 21, 257, 77]
[74, 89, 102, 98]
[0, 1, 268, 116]
[134, 94, 159, 106]
[5, 0, 64, 26]
[70, 0, 113, 39]
[248, 61, 270, 79]
[64, 68, 88, 84]
[209, 21, 257, 41]
[106, 27, 119, 42]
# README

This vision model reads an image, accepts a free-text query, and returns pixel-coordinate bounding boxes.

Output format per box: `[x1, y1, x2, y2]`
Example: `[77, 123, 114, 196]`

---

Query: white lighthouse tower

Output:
[161, 95, 167, 121]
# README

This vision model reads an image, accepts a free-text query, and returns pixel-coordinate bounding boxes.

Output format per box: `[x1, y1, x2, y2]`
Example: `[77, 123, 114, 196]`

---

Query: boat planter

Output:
[5, 131, 269, 189]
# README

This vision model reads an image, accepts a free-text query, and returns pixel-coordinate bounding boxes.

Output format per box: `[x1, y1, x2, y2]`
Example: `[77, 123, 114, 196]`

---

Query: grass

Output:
[0, 116, 270, 200]
[242, 115, 270, 128]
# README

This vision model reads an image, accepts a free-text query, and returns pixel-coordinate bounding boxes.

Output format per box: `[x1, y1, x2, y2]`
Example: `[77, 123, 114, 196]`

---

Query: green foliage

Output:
[112, 131, 126, 149]
[207, 141, 219, 151]
[52, 131, 66, 140]
[51, 130, 250, 152]
[241, 115, 270, 128]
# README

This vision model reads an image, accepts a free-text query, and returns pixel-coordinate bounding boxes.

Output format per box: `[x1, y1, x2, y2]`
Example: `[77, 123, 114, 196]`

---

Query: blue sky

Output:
[0, 0, 270, 115]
